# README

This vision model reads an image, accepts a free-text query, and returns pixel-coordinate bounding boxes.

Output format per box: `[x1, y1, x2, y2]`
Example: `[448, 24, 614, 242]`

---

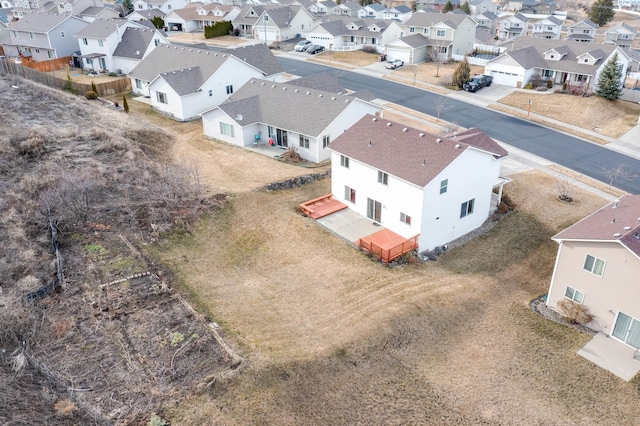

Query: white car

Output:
[385, 58, 404, 69]
[295, 40, 312, 52]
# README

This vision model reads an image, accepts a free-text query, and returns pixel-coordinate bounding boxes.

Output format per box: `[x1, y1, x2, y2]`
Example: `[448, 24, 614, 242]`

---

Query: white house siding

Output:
[201, 108, 246, 145]
[285, 10, 315, 40]
[307, 27, 334, 49]
[485, 55, 526, 87]
[47, 19, 89, 58]
[330, 152, 425, 240]
[547, 241, 640, 338]
[386, 46, 411, 63]
[450, 17, 476, 59]
[150, 77, 184, 119]
[418, 148, 502, 251]
[113, 57, 141, 75]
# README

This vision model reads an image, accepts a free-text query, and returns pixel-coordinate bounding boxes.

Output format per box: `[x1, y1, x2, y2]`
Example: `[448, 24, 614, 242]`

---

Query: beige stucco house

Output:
[546, 195, 640, 349]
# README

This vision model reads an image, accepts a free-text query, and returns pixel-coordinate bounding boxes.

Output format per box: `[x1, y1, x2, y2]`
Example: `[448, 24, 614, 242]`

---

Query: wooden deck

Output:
[299, 194, 347, 219]
[357, 229, 419, 263]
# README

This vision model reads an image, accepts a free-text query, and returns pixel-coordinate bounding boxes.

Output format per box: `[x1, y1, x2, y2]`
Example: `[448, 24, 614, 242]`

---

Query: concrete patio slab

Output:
[578, 332, 640, 381]
[317, 208, 380, 244]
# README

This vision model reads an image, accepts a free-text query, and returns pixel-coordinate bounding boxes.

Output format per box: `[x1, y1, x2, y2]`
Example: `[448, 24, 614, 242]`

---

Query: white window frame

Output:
[82, 38, 88, 45]
[440, 179, 448, 194]
[400, 212, 411, 225]
[226, 84, 233, 94]
[436, 29, 446, 37]
[299, 135, 309, 149]
[156, 91, 167, 104]
[460, 198, 475, 218]
[583, 254, 605, 277]
[564, 286, 585, 304]
[344, 185, 356, 203]
[322, 134, 330, 148]
[378, 170, 388, 185]
[340, 155, 349, 168]
[98, 39, 103, 47]
[220, 122, 234, 137]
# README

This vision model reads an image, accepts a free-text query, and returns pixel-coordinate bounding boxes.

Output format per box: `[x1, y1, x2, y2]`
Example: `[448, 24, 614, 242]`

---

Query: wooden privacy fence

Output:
[357, 234, 419, 264]
[0, 58, 131, 96]
[21, 55, 72, 72]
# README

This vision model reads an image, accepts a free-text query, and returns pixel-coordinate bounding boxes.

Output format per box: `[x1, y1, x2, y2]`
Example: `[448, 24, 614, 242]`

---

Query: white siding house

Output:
[329, 115, 509, 252]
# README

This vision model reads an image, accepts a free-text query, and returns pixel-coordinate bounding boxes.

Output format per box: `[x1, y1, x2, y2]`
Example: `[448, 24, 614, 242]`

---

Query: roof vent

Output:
[261, 82, 265, 85]
[272, 84, 276, 88]
[189, 49, 193, 52]
[455, 144, 461, 149]
[402, 128, 408, 132]
[306, 92, 310, 95]
[181, 47, 185, 50]
[319, 94, 323, 97]
[624, 226, 631, 230]
[331, 96, 336, 100]
[613, 199, 620, 208]
[372, 117, 377, 121]
[419, 133, 425, 137]
[436, 138, 442, 143]
[386, 122, 392, 127]
[368, 141, 372, 146]
[345, 100, 349, 103]
[294, 89, 299, 92]
[283, 87, 287, 90]
[614, 233, 622, 238]
[422, 160, 426, 166]
[251, 80, 255, 83]
[214, 52, 218, 56]
[636, 232, 640, 239]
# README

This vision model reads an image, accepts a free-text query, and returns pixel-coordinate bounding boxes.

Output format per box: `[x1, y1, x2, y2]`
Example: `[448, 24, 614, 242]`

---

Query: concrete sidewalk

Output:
[578, 333, 640, 381]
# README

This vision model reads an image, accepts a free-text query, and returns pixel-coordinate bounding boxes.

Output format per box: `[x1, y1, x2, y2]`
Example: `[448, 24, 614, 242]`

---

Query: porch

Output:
[299, 194, 347, 219]
[356, 230, 419, 263]
[578, 332, 640, 381]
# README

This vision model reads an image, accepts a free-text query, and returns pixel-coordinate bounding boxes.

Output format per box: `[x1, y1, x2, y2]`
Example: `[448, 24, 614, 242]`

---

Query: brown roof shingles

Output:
[329, 115, 505, 187]
[554, 194, 640, 257]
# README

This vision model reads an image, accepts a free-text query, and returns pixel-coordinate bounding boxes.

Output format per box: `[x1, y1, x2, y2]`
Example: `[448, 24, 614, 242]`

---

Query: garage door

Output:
[386, 48, 410, 63]
[486, 69, 520, 87]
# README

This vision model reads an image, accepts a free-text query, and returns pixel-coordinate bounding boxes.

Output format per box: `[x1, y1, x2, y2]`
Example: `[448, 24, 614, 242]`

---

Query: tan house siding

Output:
[548, 240, 640, 336]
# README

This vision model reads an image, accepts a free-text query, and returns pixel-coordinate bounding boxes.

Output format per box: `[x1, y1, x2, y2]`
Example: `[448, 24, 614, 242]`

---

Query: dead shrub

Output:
[84, 90, 98, 100]
[54, 399, 79, 417]
[281, 146, 301, 163]
[14, 129, 49, 158]
[557, 299, 593, 325]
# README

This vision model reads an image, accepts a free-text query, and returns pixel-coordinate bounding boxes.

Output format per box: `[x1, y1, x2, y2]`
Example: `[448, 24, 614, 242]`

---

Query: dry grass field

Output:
[498, 91, 640, 139]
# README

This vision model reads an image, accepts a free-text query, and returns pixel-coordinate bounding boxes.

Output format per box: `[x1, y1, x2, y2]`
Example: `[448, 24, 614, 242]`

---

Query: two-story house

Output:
[336, 1, 362, 18]
[54, 0, 106, 16]
[497, 13, 529, 41]
[605, 22, 636, 49]
[357, 3, 385, 19]
[531, 16, 562, 40]
[484, 37, 630, 89]
[386, 12, 477, 62]
[328, 115, 508, 254]
[473, 11, 498, 35]
[3, 12, 89, 61]
[306, 16, 404, 53]
[252, 5, 316, 43]
[469, 0, 498, 15]
[132, 0, 189, 14]
[308, 0, 339, 16]
[565, 18, 598, 43]
[381, 5, 412, 24]
[164, 4, 240, 33]
[128, 43, 283, 121]
[546, 195, 640, 349]
[201, 77, 381, 163]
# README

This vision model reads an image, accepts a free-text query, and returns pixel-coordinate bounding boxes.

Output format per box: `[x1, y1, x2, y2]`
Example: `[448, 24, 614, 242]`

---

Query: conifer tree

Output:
[589, 0, 615, 26]
[595, 53, 623, 100]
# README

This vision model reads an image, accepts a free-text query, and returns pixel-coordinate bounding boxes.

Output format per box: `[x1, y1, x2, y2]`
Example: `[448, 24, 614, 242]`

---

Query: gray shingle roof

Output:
[215, 79, 373, 137]
[75, 18, 131, 38]
[329, 115, 504, 187]
[8, 12, 79, 33]
[127, 8, 166, 19]
[405, 11, 469, 29]
[287, 70, 347, 93]
[264, 5, 302, 28]
[160, 66, 205, 96]
[79, 6, 106, 16]
[112, 27, 157, 59]
[313, 16, 390, 36]
[398, 33, 429, 48]
[221, 43, 283, 77]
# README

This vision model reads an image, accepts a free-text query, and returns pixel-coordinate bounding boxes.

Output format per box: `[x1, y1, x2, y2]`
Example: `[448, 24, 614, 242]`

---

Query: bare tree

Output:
[601, 163, 638, 189]
[405, 64, 419, 85]
[434, 97, 447, 121]
[556, 171, 574, 202]
[427, 41, 448, 77]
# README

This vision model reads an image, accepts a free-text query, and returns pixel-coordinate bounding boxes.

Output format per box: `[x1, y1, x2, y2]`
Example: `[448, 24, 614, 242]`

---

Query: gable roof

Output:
[127, 8, 166, 19]
[397, 33, 429, 48]
[75, 18, 132, 39]
[329, 115, 505, 187]
[568, 18, 597, 30]
[553, 195, 640, 258]
[221, 43, 283, 76]
[212, 79, 374, 137]
[8, 12, 80, 33]
[312, 16, 392, 36]
[263, 5, 303, 28]
[286, 70, 347, 93]
[112, 27, 159, 59]
[159, 66, 205, 96]
[405, 11, 470, 29]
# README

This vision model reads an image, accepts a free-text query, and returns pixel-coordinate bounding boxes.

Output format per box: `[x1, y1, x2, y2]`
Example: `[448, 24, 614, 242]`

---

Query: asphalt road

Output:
[278, 57, 640, 194]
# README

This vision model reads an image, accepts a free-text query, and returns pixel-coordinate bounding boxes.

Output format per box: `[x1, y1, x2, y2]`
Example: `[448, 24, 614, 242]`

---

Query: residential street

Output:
[277, 57, 640, 194]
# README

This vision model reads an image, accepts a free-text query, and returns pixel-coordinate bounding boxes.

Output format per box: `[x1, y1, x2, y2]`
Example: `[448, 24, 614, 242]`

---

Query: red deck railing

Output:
[299, 194, 347, 219]
[357, 234, 419, 263]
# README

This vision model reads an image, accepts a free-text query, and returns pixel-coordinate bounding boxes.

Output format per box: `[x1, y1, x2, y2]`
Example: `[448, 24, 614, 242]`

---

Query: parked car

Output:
[295, 40, 312, 52]
[385, 58, 404, 69]
[307, 45, 325, 55]
[463, 75, 493, 92]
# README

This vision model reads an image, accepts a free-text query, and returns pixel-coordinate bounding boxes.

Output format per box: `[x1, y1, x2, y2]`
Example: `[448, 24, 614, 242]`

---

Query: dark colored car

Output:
[463, 75, 493, 92]
[307, 45, 325, 55]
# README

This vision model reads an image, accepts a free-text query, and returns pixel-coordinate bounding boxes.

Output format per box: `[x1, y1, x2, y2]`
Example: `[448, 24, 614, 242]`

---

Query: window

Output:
[264, 15, 269, 21]
[98, 39, 103, 47]
[340, 155, 349, 168]
[460, 198, 475, 218]
[440, 179, 448, 194]
[299, 135, 309, 149]
[344, 186, 356, 203]
[29, 32, 34, 39]
[167, 4, 171, 8]
[208, 89, 213, 96]
[400, 212, 411, 225]
[154, 39, 160, 46]
[583, 254, 605, 277]
[11, 30, 18, 38]
[322, 134, 330, 148]
[135, 79, 142, 89]
[409, 26, 415, 33]
[367, 198, 382, 222]
[82, 38, 88, 45]
[137, 3, 142, 8]
[156, 91, 167, 104]
[35, 49, 40, 53]
[61, 31, 65, 37]
[436, 29, 445, 37]
[378, 171, 388, 185]
[220, 122, 234, 137]
[564, 286, 585, 304]
[226, 84, 233, 94]
[47, 50, 54, 59]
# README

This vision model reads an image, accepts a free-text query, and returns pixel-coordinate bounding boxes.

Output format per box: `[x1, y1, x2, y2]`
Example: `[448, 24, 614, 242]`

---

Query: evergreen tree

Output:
[122, 94, 129, 113]
[122, 0, 134, 14]
[588, 0, 615, 26]
[443, 0, 453, 12]
[452, 56, 471, 89]
[596, 52, 623, 100]
[150, 16, 165, 29]
[460, 1, 471, 14]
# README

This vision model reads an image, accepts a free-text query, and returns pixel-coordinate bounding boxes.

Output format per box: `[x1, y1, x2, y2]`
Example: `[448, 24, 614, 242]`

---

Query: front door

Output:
[367, 198, 381, 223]
[612, 312, 640, 348]
[276, 128, 288, 147]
